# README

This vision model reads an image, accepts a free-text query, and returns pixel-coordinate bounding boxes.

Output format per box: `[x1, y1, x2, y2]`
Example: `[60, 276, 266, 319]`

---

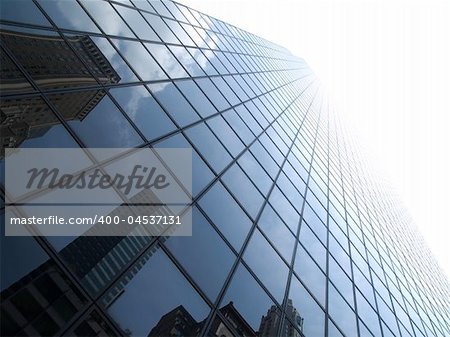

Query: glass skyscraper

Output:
[1, 1, 449, 337]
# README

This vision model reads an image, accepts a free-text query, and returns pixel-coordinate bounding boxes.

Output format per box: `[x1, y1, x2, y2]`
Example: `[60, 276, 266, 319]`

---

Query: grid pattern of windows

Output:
[1, 1, 449, 337]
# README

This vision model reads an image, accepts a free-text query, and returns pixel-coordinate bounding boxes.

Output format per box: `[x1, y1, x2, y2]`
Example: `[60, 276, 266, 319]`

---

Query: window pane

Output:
[1, 217, 88, 336]
[244, 230, 289, 303]
[1, 96, 78, 149]
[195, 77, 230, 111]
[237, 151, 272, 195]
[176, 80, 217, 117]
[80, 0, 134, 37]
[258, 204, 295, 261]
[299, 222, 326, 271]
[111, 39, 166, 81]
[164, 207, 235, 301]
[110, 85, 176, 141]
[148, 82, 199, 127]
[142, 12, 179, 44]
[223, 109, 255, 145]
[289, 275, 325, 337]
[89, 36, 138, 84]
[154, 133, 214, 196]
[328, 283, 358, 337]
[294, 245, 326, 306]
[185, 123, 232, 173]
[105, 247, 210, 337]
[146, 43, 188, 79]
[207, 115, 244, 157]
[222, 264, 279, 333]
[114, 4, 159, 41]
[48, 91, 143, 147]
[0, 0, 50, 26]
[198, 181, 251, 250]
[169, 45, 204, 77]
[222, 163, 264, 219]
[268, 187, 299, 233]
[37, 0, 99, 33]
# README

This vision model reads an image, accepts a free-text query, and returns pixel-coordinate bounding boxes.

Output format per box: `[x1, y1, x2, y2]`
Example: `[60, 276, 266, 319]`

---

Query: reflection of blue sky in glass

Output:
[243, 229, 289, 303]
[289, 275, 325, 337]
[165, 207, 235, 301]
[37, 0, 99, 33]
[110, 85, 176, 141]
[222, 263, 276, 331]
[107, 248, 209, 337]
[198, 181, 251, 250]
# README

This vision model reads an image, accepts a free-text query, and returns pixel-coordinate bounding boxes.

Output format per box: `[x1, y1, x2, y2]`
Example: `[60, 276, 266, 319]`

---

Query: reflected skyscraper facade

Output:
[1, 1, 449, 337]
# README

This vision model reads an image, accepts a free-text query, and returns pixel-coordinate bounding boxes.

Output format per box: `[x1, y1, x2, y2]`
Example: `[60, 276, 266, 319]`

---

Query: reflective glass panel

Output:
[198, 181, 252, 250]
[105, 247, 210, 337]
[48, 91, 143, 147]
[110, 85, 176, 141]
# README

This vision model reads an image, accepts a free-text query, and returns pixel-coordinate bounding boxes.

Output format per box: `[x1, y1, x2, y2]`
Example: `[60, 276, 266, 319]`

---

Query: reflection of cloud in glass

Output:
[111, 39, 166, 82]
[145, 43, 188, 79]
[80, 0, 133, 37]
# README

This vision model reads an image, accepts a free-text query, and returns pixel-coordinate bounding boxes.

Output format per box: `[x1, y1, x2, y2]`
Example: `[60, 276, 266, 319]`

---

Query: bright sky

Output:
[183, 0, 450, 278]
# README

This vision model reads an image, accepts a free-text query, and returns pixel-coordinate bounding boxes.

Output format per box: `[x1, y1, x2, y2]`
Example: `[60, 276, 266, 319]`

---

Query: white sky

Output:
[183, 0, 450, 277]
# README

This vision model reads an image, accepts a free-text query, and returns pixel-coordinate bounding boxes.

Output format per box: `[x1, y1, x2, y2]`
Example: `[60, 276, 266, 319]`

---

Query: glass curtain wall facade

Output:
[1, 1, 449, 337]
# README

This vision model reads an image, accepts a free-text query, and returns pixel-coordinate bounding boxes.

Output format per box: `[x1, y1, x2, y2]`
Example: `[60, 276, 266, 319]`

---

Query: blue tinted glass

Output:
[222, 264, 278, 332]
[302, 203, 327, 244]
[299, 222, 326, 271]
[185, 123, 232, 173]
[289, 275, 326, 337]
[0, 0, 50, 26]
[237, 151, 272, 195]
[37, 0, 99, 33]
[169, 45, 204, 77]
[249, 141, 279, 178]
[106, 248, 210, 336]
[269, 187, 299, 233]
[211, 77, 240, 106]
[0, 96, 78, 149]
[276, 173, 304, 212]
[114, 4, 159, 41]
[195, 77, 230, 111]
[165, 207, 235, 301]
[0, 221, 49, 291]
[111, 39, 167, 81]
[356, 289, 382, 337]
[328, 283, 358, 337]
[176, 80, 217, 117]
[142, 12, 179, 44]
[148, 82, 199, 126]
[48, 91, 143, 147]
[222, 164, 264, 219]
[80, 0, 134, 37]
[329, 256, 354, 306]
[244, 229, 289, 303]
[294, 245, 326, 306]
[154, 133, 214, 196]
[146, 43, 188, 79]
[258, 204, 295, 261]
[223, 109, 255, 145]
[110, 85, 176, 141]
[198, 181, 252, 250]
[207, 116, 244, 157]
[188, 47, 218, 76]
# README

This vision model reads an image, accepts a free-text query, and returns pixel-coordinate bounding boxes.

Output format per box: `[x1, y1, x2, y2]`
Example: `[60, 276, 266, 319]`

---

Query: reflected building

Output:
[1, 1, 450, 337]
[0, 29, 120, 149]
